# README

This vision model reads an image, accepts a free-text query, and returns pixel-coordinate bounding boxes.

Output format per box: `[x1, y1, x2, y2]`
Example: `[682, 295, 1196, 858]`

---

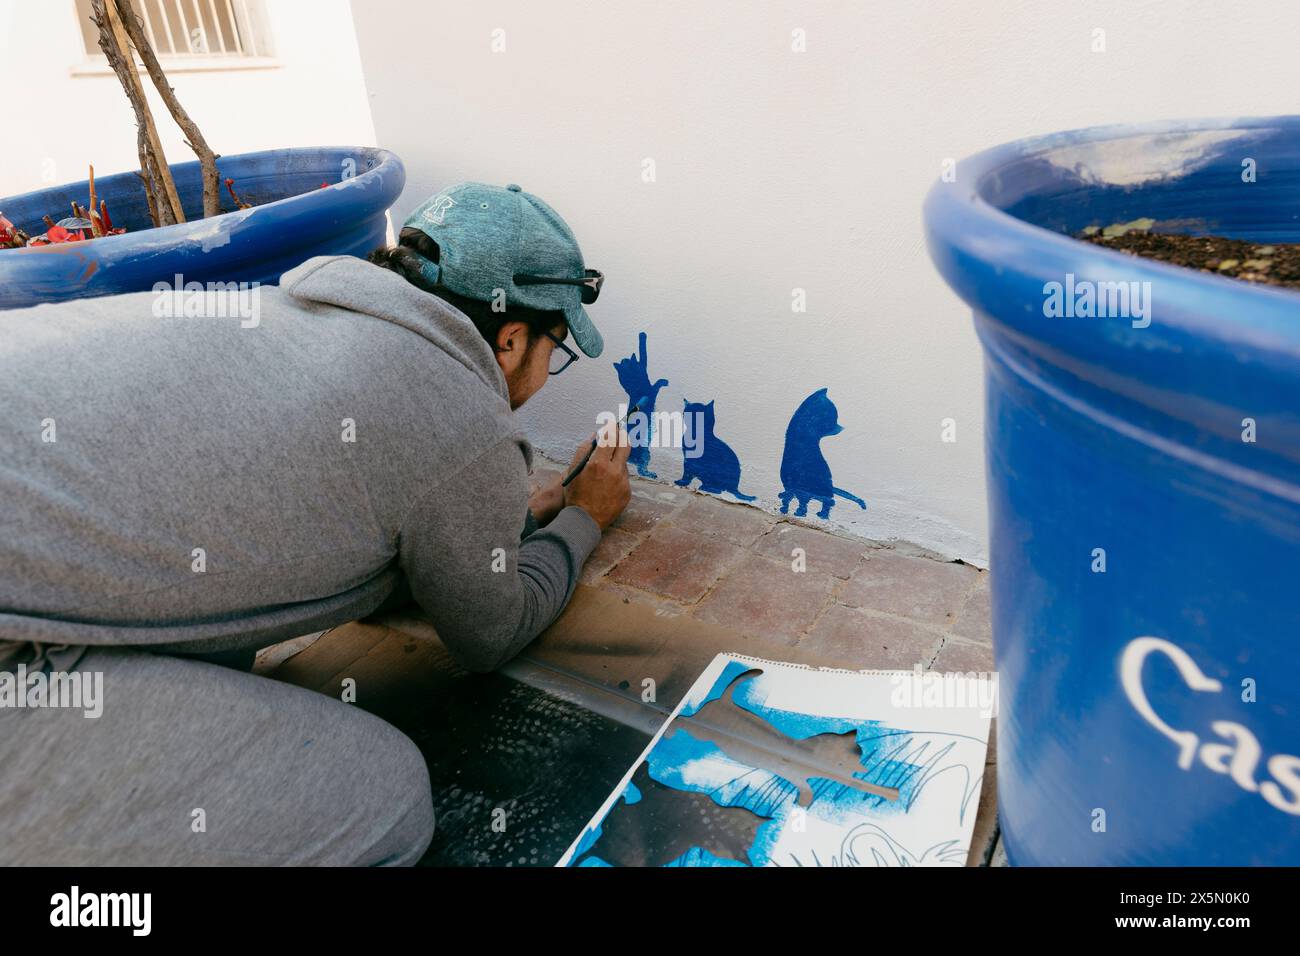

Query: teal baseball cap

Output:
[401, 182, 604, 357]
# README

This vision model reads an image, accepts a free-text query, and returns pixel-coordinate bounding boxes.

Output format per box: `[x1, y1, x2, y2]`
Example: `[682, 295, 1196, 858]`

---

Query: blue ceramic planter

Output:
[0, 146, 404, 310]
[925, 117, 1300, 865]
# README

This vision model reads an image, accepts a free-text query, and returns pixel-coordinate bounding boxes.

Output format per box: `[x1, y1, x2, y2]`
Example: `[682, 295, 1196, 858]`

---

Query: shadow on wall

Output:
[611, 333, 867, 520]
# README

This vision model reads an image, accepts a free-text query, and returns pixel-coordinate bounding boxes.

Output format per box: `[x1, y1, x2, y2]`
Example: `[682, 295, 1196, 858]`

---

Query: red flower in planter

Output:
[46, 225, 84, 243]
[25, 223, 89, 247]
[0, 212, 30, 249]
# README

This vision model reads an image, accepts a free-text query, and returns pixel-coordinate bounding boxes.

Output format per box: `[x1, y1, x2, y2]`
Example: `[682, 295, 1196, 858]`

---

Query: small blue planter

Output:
[0, 146, 404, 310]
[925, 117, 1300, 865]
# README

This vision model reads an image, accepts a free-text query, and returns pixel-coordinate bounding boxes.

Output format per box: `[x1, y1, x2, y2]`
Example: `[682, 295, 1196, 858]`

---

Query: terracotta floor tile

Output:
[611, 488, 685, 535]
[674, 494, 776, 546]
[751, 522, 867, 579]
[607, 525, 746, 603]
[692, 553, 835, 643]
[838, 550, 980, 628]
[800, 604, 943, 670]
[930, 636, 995, 673]
[579, 527, 642, 585]
[951, 571, 992, 643]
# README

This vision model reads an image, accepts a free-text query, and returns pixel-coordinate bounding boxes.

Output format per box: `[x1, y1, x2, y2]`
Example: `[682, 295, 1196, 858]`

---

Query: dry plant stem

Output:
[87, 165, 104, 236]
[90, 0, 183, 224]
[134, 125, 167, 227]
[136, 170, 161, 228]
[116, 0, 221, 218]
[142, 130, 177, 225]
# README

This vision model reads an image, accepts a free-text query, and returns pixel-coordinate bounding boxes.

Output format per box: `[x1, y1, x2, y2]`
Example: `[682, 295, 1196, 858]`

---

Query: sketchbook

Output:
[558, 653, 994, 867]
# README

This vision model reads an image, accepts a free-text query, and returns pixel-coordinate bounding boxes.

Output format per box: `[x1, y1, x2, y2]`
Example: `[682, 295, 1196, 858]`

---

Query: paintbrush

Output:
[562, 395, 648, 487]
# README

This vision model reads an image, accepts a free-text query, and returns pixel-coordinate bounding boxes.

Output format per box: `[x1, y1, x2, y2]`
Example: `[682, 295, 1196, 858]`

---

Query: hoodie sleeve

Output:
[397, 435, 602, 673]
[521, 507, 540, 541]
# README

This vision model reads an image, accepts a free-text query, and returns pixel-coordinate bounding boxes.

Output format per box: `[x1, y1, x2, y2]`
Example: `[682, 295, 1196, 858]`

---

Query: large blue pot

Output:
[925, 117, 1300, 865]
[0, 146, 404, 309]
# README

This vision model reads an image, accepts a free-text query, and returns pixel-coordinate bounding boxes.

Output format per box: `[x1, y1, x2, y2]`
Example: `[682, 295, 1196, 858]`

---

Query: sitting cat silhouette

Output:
[779, 388, 866, 519]
[676, 399, 756, 501]
[612, 331, 669, 478]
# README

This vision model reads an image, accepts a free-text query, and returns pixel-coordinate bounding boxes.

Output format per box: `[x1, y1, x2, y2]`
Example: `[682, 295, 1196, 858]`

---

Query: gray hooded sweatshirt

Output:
[0, 255, 601, 672]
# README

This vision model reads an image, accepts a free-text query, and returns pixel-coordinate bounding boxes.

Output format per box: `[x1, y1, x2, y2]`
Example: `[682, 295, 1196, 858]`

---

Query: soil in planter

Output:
[1077, 226, 1300, 290]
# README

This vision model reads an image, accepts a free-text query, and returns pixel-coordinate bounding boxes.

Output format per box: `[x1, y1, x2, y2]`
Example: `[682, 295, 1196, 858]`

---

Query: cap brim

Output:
[564, 304, 604, 357]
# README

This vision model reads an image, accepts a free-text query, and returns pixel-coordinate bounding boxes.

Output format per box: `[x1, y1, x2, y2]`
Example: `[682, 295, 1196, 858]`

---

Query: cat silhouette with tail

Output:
[613, 332, 669, 478]
[779, 387, 866, 518]
[677, 398, 756, 501]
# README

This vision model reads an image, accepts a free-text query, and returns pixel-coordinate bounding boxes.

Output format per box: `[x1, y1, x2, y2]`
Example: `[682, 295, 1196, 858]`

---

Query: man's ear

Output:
[495, 320, 530, 355]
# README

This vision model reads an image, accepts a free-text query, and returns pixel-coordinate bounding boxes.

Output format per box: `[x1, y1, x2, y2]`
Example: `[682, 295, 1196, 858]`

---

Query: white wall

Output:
[351, 0, 1300, 567]
[0, 0, 376, 197]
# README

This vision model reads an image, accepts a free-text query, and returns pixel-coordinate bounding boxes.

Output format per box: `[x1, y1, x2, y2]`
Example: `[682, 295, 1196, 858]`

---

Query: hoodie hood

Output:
[279, 255, 509, 402]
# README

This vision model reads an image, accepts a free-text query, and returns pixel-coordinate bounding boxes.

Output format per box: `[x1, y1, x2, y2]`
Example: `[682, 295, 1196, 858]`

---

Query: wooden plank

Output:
[265, 621, 389, 694]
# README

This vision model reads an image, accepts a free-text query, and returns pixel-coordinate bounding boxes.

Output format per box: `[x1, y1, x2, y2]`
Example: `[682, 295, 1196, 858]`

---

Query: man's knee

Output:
[346, 720, 435, 866]
[0, 647, 437, 865]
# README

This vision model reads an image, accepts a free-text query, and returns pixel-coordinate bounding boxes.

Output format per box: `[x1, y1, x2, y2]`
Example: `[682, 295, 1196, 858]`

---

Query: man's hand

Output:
[564, 422, 631, 530]
[528, 474, 565, 527]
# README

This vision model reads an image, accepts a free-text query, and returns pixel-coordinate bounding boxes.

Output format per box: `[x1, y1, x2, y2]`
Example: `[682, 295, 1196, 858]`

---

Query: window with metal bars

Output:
[75, 0, 272, 60]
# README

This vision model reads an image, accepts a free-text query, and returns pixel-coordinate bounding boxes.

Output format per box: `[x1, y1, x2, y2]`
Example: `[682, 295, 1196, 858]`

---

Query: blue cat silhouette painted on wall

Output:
[779, 388, 866, 519]
[613, 332, 669, 478]
[676, 399, 756, 501]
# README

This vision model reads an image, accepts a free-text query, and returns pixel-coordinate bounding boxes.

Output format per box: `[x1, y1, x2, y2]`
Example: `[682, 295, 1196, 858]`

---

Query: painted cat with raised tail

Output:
[613, 332, 669, 478]
[779, 388, 866, 519]
[676, 399, 756, 501]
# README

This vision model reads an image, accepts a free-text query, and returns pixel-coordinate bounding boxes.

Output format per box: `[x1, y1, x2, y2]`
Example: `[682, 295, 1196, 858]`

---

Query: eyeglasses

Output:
[514, 268, 605, 305]
[545, 330, 579, 375]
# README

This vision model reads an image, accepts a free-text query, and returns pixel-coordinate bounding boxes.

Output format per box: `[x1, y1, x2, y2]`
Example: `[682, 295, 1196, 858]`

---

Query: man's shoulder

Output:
[278, 254, 373, 291]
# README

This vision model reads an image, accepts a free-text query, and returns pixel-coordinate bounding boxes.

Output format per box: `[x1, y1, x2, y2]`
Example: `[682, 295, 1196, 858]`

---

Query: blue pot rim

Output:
[0, 145, 403, 261]
[923, 115, 1300, 361]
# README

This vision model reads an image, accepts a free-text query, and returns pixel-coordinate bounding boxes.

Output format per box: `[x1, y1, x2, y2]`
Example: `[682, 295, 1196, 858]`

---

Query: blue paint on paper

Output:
[573, 664, 940, 867]
[725, 675, 920, 815]
[676, 399, 756, 501]
[645, 728, 796, 866]
[567, 776, 645, 865]
[779, 388, 866, 518]
[612, 331, 669, 478]
[679, 659, 753, 717]
[728, 672, 862, 739]
[664, 847, 749, 867]
[569, 821, 603, 864]
[650, 732, 787, 829]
